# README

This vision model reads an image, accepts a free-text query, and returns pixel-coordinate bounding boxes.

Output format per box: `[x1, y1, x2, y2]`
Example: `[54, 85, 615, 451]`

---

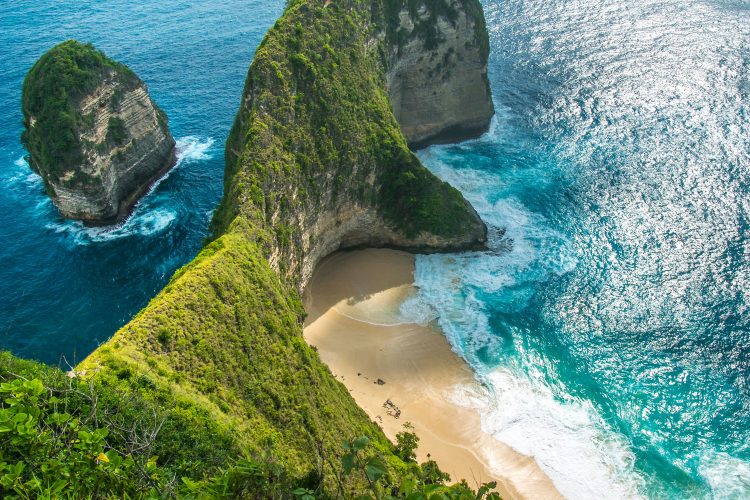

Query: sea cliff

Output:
[383, 0, 494, 148]
[3, 0, 495, 496]
[21, 41, 175, 224]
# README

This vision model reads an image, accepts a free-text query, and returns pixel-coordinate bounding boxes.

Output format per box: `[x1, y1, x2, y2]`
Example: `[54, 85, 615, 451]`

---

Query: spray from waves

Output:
[7, 156, 44, 191]
[448, 364, 645, 499]
[411, 153, 646, 498]
[139, 135, 215, 198]
[698, 452, 750, 498]
[42, 136, 214, 244]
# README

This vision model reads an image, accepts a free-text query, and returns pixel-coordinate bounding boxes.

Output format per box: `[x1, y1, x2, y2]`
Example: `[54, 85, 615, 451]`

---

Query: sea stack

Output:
[21, 40, 176, 224]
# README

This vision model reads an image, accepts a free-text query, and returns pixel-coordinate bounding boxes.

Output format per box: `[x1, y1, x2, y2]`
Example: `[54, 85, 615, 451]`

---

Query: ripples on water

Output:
[415, 0, 750, 498]
[2, 0, 749, 497]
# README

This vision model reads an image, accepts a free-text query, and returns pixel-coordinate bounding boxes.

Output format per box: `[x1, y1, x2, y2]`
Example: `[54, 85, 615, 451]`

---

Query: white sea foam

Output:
[175, 135, 214, 162]
[8, 156, 44, 189]
[453, 366, 645, 499]
[42, 136, 214, 244]
[698, 451, 750, 499]
[409, 151, 646, 498]
[142, 135, 215, 197]
[413, 251, 647, 498]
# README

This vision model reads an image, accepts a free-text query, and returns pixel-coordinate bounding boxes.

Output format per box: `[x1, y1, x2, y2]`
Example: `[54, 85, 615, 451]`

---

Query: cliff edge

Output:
[21, 40, 176, 224]
[70, 0, 493, 492]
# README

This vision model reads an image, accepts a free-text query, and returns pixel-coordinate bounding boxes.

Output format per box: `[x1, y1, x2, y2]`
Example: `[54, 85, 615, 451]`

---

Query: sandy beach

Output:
[303, 248, 562, 500]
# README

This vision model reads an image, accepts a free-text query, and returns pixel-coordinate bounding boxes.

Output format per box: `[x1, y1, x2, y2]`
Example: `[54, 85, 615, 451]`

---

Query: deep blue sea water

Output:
[0, 0, 284, 364]
[1, 0, 749, 498]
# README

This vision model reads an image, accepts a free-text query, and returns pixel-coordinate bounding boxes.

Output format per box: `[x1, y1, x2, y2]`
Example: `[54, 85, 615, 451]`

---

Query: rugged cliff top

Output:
[81, 0, 490, 485]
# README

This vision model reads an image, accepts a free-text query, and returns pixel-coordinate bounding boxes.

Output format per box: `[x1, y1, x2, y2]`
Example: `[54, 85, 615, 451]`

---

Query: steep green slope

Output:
[4, 0, 492, 496]
[86, 0, 488, 482]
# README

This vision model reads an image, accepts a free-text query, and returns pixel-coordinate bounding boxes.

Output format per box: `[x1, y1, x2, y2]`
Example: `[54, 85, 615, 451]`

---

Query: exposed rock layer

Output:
[215, 0, 492, 293]
[21, 41, 175, 224]
[79, 0, 494, 488]
[385, 0, 494, 148]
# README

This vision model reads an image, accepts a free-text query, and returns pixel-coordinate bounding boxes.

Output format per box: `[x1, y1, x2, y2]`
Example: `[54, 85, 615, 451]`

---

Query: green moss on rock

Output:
[8, 0, 492, 495]
[21, 40, 138, 183]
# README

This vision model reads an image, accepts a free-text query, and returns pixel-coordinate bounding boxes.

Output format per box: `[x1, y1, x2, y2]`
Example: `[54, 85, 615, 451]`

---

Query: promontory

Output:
[2, 0, 500, 497]
[21, 40, 176, 224]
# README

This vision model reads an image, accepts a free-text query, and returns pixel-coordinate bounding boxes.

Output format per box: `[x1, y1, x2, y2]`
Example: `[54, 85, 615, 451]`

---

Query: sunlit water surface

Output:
[413, 0, 750, 497]
[1, 0, 749, 497]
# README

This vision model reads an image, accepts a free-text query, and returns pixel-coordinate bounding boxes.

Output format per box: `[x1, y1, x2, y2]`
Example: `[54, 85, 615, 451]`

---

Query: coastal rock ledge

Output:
[21, 40, 175, 224]
[385, 0, 495, 148]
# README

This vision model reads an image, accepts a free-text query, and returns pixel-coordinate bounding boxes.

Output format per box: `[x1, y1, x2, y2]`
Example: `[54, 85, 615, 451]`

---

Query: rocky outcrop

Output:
[214, 0, 491, 293]
[384, 0, 494, 148]
[21, 41, 175, 224]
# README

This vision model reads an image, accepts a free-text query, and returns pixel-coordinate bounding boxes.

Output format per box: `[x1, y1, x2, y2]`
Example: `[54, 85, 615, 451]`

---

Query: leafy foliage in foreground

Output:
[11, 0, 492, 497]
[0, 353, 164, 498]
[0, 356, 500, 498]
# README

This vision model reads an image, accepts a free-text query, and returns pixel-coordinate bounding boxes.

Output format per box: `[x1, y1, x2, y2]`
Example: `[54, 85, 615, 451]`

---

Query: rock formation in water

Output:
[212, 0, 492, 291]
[4, 0, 496, 495]
[21, 40, 176, 224]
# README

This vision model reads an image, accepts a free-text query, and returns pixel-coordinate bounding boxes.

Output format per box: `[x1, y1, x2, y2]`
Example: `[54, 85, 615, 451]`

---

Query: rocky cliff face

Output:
[214, 0, 491, 292]
[384, 0, 494, 148]
[21, 41, 175, 224]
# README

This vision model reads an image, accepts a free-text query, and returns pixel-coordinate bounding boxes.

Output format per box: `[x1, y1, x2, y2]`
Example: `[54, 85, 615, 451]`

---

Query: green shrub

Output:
[106, 116, 128, 146]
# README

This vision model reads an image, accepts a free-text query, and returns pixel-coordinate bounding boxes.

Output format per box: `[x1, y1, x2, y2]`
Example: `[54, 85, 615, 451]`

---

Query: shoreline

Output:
[303, 248, 562, 500]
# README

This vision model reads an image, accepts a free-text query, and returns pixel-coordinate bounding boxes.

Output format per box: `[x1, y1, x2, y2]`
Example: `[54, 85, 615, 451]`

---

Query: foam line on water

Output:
[409, 153, 646, 498]
[412, 253, 647, 499]
[697, 451, 750, 499]
[330, 285, 439, 327]
[37, 136, 214, 244]
[450, 366, 645, 499]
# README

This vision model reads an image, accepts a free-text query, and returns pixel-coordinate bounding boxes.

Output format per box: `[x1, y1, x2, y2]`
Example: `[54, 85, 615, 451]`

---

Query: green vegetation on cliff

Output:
[21, 40, 139, 184]
[5, 0, 492, 497]
[212, 0, 484, 249]
[1, 353, 499, 498]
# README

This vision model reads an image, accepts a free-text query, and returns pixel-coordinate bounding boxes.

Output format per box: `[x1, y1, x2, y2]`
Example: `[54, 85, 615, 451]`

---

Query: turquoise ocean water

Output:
[1, 0, 749, 497]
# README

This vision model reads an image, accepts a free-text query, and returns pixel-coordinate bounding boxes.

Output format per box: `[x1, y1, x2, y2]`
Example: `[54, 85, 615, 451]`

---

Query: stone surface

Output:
[52, 79, 175, 224]
[385, 0, 495, 148]
[22, 44, 175, 225]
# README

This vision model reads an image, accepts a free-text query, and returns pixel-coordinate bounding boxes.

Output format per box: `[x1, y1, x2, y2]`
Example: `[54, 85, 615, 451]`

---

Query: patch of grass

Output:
[8, 0, 491, 496]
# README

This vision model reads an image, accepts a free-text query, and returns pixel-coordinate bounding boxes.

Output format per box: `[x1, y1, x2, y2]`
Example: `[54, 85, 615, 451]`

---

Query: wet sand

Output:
[303, 248, 562, 500]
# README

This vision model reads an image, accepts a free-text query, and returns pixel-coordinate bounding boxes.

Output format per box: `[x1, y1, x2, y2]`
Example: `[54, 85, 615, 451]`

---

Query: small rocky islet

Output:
[21, 40, 175, 225]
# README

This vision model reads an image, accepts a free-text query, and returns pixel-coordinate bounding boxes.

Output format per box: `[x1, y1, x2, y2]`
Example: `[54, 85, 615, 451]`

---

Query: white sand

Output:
[303, 248, 562, 500]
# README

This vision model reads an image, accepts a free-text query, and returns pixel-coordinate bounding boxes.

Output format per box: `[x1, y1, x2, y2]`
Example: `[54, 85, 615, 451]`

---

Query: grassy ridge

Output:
[5, 0, 490, 495]
[80, 227, 399, 486]
[212, 0, 483, 253]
